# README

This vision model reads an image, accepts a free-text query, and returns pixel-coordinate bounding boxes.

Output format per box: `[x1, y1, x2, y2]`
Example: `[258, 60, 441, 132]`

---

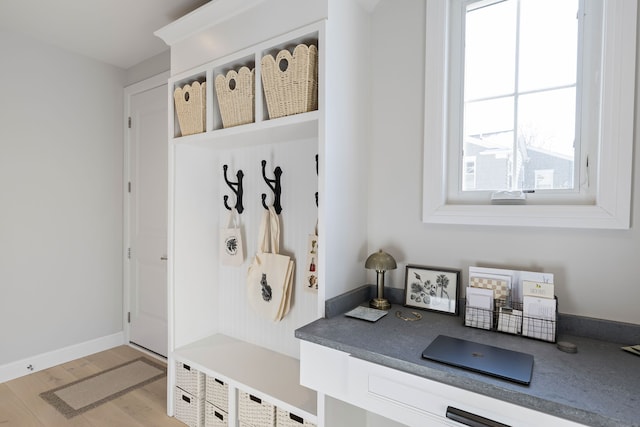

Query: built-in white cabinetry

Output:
[155, 0, 370, 426]
[300, 341, 586, 427]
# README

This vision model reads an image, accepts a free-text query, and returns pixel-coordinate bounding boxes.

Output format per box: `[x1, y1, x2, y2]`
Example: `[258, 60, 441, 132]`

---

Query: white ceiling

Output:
[0, 0, 211, 69]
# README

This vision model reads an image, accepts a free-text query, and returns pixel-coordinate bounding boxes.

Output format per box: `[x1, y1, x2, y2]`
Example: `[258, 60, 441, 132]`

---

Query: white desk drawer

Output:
[346, 355, 584, 427]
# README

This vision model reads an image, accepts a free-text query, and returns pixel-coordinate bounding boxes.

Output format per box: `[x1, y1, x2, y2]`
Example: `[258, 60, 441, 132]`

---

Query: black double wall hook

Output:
[223, 164, 244, 214]
[261, 160, 282, 214]
[315, 154, 318, 207]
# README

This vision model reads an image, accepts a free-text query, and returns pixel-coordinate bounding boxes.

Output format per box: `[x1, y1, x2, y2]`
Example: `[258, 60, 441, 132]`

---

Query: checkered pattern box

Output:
[176, 361, 206, 398]
[470, 276, 510, 300]
[175, 386, 205, 427]
[238, 391, 276, 427]
[205, 376, 229, 411]
[205, 401, 228, 427]
[276, 408, 316, 427]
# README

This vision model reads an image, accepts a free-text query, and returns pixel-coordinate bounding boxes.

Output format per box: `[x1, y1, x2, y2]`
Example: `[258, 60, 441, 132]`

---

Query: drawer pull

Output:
[289, 413, 304, 423]
[181, 394, 191, 404]
[446, 406, 510, 427]
[249, 394, 262, 404]
[215, 378, 224, 385]
[215, 410, 224, 420]
[182, 363, 191, 371]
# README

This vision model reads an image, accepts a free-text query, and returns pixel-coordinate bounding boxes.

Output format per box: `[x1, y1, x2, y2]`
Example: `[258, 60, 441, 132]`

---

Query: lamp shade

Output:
[365, 250, 397, 271]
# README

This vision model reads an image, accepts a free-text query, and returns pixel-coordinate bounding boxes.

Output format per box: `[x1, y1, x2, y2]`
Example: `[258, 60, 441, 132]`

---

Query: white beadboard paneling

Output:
[215, 138, 319, 358]
[172, 144, 220, 348]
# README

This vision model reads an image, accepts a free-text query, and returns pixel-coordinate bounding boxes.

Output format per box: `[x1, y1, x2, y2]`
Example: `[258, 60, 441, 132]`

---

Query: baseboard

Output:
[0, 331, 125, 383]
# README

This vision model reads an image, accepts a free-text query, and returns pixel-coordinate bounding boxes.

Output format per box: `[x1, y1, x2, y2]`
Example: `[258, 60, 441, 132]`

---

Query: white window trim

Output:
[423, 0, 636, 229]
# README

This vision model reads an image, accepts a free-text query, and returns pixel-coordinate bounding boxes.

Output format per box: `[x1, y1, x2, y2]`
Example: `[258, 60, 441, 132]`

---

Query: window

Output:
[423, 0, 636, 228]
[457, 0, 580, 197]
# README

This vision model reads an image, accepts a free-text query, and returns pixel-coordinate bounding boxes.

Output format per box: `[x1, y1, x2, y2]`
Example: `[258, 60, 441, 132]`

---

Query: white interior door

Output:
[127, 79, 168, 357]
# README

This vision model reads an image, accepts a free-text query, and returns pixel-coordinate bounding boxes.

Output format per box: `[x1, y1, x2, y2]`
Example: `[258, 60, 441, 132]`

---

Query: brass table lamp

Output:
[365, 249, 397, 310]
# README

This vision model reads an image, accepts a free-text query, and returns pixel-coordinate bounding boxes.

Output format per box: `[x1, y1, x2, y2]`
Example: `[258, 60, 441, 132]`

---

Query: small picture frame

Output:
[404, 265, 460, 315]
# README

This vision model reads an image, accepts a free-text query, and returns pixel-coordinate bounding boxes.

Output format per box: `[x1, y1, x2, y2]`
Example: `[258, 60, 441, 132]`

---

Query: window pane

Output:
[463, 97, 515, 191]
[517, 88, 576, 190]
[464, 0, 517, 100]
[462, 131, 515, 191]
[464, 97, 514, 137]
[461, 0, 579, 194]
[519, 0, 579, 92]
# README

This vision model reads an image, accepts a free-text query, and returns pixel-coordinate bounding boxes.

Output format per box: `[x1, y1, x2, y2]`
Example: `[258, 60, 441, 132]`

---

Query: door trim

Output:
[123, 71, 170, 346]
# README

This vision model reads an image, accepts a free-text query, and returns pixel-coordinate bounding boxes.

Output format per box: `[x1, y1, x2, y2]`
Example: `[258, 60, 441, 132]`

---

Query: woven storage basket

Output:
[215, 67, 255, 128]
[238, 391, 276, 427]
[176, 361, 206, 397]
[261, 44, 318, 119]
[175, 387, 204, 427]
[205, 401, 228, 427]
[205, 376, 229, 411]
[174, 81, 206, 136]
[276, 408, 316, 427]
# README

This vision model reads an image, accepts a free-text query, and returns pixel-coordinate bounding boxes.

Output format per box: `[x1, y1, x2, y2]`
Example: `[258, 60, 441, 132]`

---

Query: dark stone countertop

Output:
[295, 303, 640, 427]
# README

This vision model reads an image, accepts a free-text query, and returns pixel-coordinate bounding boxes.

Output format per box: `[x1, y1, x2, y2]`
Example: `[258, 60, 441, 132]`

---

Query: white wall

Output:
[0, 32, 126, 367]
[367, 1, 640, 325]
[125, 50, 169, 86]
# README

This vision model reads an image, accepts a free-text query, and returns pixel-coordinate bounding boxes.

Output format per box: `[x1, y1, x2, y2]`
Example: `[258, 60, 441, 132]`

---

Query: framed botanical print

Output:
[404, 265, 460, 315]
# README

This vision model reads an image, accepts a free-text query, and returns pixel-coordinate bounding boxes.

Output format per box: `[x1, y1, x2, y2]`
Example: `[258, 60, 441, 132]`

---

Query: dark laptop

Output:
[421, 335, 534, 385]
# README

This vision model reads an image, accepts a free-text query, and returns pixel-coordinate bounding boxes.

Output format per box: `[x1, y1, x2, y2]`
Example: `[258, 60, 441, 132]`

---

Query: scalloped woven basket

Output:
[174, 81, 206, 136]
[261, 44, 318, 119]
[215, 67, 255, 128]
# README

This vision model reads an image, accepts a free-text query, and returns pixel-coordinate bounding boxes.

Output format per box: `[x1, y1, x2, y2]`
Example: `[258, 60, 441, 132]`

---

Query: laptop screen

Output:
[422, 335, 534, 385]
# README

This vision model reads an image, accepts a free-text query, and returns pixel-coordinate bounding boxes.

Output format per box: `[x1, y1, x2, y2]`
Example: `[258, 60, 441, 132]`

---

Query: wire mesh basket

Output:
[464, 298, 557, 343]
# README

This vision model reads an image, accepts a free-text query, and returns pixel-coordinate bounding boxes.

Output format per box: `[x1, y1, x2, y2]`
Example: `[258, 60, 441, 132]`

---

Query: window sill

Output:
[422, 203, 630, 229]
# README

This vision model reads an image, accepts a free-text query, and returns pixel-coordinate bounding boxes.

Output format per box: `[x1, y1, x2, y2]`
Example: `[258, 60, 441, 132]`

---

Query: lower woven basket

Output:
[205, 401, 228, 427]
[238, 391, 276, 427]
[175, 386, 204, 427]
[276, 408, 316, 427]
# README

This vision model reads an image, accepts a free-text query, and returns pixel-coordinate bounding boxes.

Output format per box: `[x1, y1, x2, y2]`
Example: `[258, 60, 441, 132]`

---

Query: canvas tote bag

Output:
[220, 208, 244, 266]
[247, 206, 294, 321]
[304, 221, 318, 292]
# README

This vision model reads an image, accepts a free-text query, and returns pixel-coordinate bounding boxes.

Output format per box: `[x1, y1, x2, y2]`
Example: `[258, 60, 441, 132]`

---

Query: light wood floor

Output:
[0, 345, 185, 427]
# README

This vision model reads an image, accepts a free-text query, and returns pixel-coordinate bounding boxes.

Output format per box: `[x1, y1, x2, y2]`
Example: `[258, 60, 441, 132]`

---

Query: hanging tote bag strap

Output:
[226, 207, 239, 228]
[256, 206, 280, 254]
[268, 205, 280, 254]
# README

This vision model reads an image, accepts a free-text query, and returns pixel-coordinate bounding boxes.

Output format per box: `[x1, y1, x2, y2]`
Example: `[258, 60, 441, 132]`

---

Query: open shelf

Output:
[171, 110, 319, 149]
[173, 334, 317, 422]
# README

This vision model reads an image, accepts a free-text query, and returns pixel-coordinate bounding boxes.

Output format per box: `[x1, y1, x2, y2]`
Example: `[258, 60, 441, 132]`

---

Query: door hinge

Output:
[128, 116, 132, 128]
[127, 312, 131, 323]
[128, 182, 131, 193]
[127, 247, 131, 259]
